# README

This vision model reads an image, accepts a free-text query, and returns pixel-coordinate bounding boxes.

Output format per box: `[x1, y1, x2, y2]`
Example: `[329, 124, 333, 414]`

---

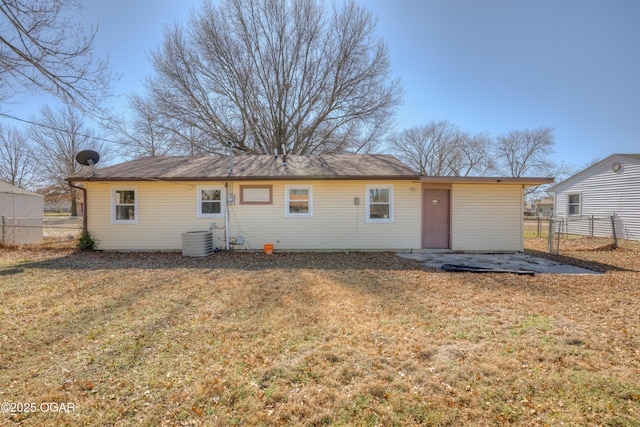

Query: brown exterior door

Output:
[422, 188, 450, 249]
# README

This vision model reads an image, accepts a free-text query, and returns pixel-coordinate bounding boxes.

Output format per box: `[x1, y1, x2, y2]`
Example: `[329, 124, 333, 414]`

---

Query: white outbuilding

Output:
[0, 180, 44, 245]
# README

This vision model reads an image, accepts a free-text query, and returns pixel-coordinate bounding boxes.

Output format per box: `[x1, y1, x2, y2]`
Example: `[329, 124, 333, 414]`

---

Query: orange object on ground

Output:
[264, 244, 274, 255]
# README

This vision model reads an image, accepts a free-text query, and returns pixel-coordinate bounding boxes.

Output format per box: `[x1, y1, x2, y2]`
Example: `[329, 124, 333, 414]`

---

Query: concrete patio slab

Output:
[397, 252, 600, 275]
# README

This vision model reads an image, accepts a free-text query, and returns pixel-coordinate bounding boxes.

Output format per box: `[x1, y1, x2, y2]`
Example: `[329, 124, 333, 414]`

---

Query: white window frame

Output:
[285, 185, 313, 217]
[366, 184, 394, 223]
[567, 193, 581, 216]
[197, 186, 226, 218]
[111, 186, 138, 224]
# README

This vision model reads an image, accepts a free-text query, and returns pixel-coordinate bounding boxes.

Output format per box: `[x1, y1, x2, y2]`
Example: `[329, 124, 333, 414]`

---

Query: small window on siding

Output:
[112, 187, 138, 224]
[197, 186, 225, 218]
[366, 185, 393, 223]
[285, 186, 312, 217]
[240, 185, 272, 204]
[568, 193, 581, 215]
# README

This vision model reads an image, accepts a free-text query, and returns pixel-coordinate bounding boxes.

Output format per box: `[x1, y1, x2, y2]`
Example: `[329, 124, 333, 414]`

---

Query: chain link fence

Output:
[1, 215, 83, 246]
[545, 214, 640, 254]
[524, 216, 551, 238]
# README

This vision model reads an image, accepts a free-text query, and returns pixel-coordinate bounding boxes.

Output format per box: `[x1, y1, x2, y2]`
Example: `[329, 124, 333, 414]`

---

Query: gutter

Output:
[67, 174, 423, 182]
[68, 175, 552, 184]
[419, 176, 554, 186]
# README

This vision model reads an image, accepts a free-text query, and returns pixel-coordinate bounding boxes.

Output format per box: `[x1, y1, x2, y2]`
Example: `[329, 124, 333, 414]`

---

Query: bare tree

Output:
[0, 124, 38, 188]
[389, 121, 492, 176]
[494, 127, 568, 197]
[0, 0, 112, 109]
[107, 94, 182, 159]
[494, 127, 556, 177]
[142, 0, 401, 155]
[456, 132, 495, 177]
[29, 104, 107, 215]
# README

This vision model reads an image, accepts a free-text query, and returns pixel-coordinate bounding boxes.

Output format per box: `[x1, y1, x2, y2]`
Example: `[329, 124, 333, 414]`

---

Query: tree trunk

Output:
[70, 187, 78, 217]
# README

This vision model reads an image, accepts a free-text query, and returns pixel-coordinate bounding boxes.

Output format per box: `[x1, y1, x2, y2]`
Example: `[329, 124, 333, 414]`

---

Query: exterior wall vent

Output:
[181, 231, 214, 257]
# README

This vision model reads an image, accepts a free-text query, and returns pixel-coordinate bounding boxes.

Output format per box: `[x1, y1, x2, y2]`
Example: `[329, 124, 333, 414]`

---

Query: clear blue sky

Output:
[367, 0, 640, 170]
[4, 0, 639, 171]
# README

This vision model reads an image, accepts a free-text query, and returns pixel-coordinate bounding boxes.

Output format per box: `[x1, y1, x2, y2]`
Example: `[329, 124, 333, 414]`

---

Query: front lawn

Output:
[1, 246, 638, 426]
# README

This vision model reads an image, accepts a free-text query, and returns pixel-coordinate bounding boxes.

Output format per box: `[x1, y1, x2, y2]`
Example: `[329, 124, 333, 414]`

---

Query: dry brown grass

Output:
[1, 241, 639, 426]
[525, 237, 640, 273]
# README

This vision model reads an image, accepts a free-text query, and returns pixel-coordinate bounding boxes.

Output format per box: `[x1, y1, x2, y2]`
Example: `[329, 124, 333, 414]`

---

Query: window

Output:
[112, 187, 138, 224]
[366, 185, 393, 223]
[240, 185, 272, 204]
[568, 193, 581, 215]
[197, 186, 225, 218]
[285, 186, 312, 217]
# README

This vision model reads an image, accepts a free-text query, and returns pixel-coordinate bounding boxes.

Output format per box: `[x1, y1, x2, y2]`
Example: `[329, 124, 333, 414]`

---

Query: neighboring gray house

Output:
[0, 180, 44, 245]
[547, 154, 640, 240]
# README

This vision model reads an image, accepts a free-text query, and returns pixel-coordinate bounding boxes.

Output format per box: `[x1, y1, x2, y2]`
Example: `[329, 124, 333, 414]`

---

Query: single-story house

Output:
[529, 196, 554, 217]
[0, 180, 44, 245]
[547, 153, 640, 240]
[67, 154, 552, 252]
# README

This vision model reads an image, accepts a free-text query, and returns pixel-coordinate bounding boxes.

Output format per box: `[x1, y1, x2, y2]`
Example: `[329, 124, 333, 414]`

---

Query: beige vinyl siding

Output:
[86, 181, 209, 250]
[451, 184, 523, 252]
[86, 180, 421, 251]
[228, 180, 420, 250]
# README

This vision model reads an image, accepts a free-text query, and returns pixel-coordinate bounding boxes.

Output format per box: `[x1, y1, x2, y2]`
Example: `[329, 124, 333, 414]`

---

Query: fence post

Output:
[611, 215, 618, 248]
[1, 216, 5, 245]
[537, 216, 541, 237]
[590, 215, 594, 238]
[547, 218, 553, 253]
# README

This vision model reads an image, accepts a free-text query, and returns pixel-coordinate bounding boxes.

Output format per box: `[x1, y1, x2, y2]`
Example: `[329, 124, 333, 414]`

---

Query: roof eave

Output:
[420, 176, 554, 187]
[547, 153, 640, 192]
[67, 174, 421, 182]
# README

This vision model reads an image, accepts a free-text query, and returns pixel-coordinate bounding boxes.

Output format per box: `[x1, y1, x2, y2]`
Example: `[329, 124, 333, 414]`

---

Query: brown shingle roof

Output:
[68, 154, 420, 182]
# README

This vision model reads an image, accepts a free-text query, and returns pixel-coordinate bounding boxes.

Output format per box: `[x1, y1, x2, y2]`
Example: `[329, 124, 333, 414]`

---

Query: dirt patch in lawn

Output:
[1, 245, 639, 426]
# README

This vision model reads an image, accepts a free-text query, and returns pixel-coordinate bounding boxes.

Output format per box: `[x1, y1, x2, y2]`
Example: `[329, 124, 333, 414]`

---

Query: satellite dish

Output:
[76, 150, 100, 166]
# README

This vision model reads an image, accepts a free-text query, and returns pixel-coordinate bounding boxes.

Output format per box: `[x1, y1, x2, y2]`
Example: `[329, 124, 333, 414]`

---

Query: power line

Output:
[0, 111, 127, 145]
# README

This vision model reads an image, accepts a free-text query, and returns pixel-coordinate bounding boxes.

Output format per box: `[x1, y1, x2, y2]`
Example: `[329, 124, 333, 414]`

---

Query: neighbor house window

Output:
[366, 185, 393, 223]
[285, 186, 312, 217]
[568, 193, 581, 215]
[197, 186, 225, 218]
[112, 187, 138, 224]
[240, 185, 272, 204]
